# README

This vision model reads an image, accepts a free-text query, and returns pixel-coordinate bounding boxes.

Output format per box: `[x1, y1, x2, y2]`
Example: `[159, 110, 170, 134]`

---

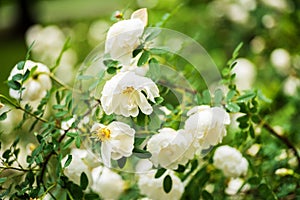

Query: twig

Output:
[261, 120, 300, 169]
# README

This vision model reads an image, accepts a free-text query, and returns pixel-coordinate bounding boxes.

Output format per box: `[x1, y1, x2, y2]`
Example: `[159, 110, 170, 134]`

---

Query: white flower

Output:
[147, 128, 194, 169]
[25, 25, 66, 65]
[8, 60, 52, 102]
[138, 170, 184, 200]
[100, 71, 160, 117]
[270, 48, 291, 75]
[213, 145, 249, 177]
[184, 105, 230, 149]
[91, 121, 135, 167]
[61, 149, 94, 186]
[91, 166, 125, 200]
[105, 8, 147, 65]
[283, 76, 300, 96]
[225, 178, 250, 195]
[232, 58, 256, 90]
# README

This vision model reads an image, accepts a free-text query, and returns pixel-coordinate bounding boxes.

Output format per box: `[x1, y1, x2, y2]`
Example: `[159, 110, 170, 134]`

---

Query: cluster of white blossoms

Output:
[8, 60, 52, 102]
[62, 149, 125, 199]
[92, 8, 232, 171]
[213, 145, 249, 177]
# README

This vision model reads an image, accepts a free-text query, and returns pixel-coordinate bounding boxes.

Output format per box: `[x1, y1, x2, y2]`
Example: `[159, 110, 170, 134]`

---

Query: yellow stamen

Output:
[97, 127, 111, 141]
[122, 86, 135, 94]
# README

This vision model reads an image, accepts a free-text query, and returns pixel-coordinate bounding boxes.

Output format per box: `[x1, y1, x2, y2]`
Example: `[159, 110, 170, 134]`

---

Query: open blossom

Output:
[184, 105, 230, 149]
[91, 121, 135, 167]
[138, 170, 184, 200]
[100, 71, 159, 117]
[213, 145, 249, 177]
[8, 60, 51, 102]
[105, 8, 147, 65]
[147, 128, 195, 169]
[91, 166, 125, 200]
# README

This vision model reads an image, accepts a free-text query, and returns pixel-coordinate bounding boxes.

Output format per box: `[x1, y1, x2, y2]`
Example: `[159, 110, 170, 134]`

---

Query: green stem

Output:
[0, 94, 48, 124]
[0, 166, 37, 172]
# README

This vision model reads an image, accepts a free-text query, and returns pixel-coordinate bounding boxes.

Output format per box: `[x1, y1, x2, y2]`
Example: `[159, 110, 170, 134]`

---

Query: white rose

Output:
[184, 105, 230, 150]
[61, 149, 93, 186]
[100, 71, 160, 117]
[147, 128, 194, 169]
[232, 58, 256, 91]
[225, 178, 250, 195]
[8, 60, 52, 102]
[138, 170, 184, 200]
[91, 166, 125, 200]
[213, 145, 249, 177]
[25, 25, 66, 65]
[91, 121, 135, 167]
[105, 8, 147, 65]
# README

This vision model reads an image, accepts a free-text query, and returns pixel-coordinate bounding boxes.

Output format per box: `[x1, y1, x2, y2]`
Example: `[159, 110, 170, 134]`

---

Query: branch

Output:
[261, 120, 300, 169]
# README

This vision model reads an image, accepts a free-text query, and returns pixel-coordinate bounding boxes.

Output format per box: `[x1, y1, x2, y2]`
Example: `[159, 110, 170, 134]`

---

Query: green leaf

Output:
[137, 51, 150, 66]
[66, 132, 79, 138]
[0, 112, 7, 121]
[133, 148, 152, 159]
[64, 155, 72, 168]
[163, 175, 172, 193]
[63, 137, 75, 150]
[148, 57, 160, 80]
[75, 136, 81, 148]
[117, 157, 127, 169]
[257, 90, 272, 103]
[55, 110, 68, 118]
[17, 61, 25, 70]
[80, 172, 89, 190]
[202, 90, 211, 105]
[145, 29, 161, 41]
[155, 96, 164, 105]
[7, 80, 21, 90]
[12, 73, 23, 81]
[232, 42, 243, 60]
[225, 102, 240, 112]
[52, 104, 65, 110]
[251, 115, 260, 124]
[0, 177, 7, 184]
[149, 47, 169, 55]
[132, 48, 143, 58]
[25, 170, 34, 186]
[107, 66, 117, 74]
[155, 168, 166, 178]
[175, 164, 185, 173]
[103, 59, 118, 67]
[236, 91, 256, 103]
[214, 89, 223, 105]
[226, 90, 236, 102]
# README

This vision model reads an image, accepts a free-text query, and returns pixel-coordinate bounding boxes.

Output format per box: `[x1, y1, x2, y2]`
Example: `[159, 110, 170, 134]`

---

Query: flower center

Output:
[122, 86, 135, 94]
[97, 127, 111, 141]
